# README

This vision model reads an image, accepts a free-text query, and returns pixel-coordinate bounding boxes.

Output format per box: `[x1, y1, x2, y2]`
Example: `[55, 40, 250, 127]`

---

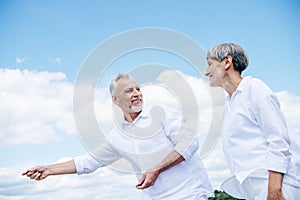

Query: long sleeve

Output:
[256, 93, 291, 173]
[163, 108, 199, 161]
[73, 153, 105, 175]
[74, 139, 122, 174]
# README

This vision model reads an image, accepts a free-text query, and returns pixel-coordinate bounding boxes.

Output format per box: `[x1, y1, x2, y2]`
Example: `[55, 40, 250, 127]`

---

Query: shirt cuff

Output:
[174, 138, 198, 161]
[266, 155, 290, 174]
[73, 154, 105, 175]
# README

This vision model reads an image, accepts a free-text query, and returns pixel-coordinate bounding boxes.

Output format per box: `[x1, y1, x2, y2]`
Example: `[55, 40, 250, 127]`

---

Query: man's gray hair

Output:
[207, 43, 249, 74]
[109, 73, 130, 96]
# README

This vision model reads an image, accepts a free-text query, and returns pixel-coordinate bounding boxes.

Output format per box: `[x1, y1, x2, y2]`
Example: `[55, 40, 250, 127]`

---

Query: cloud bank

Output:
[0, 69, 75, 147]
[1, 69, 299, 199]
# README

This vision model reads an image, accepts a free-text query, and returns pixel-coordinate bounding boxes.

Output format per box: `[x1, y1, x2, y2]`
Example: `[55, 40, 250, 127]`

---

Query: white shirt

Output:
[74, 106, 214, 199]
[221, 76, 299, 197]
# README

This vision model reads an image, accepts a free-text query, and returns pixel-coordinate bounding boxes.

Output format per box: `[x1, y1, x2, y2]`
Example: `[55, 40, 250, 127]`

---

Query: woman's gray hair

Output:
[207, 43, 249, 74]
[109, 73, 130, 96]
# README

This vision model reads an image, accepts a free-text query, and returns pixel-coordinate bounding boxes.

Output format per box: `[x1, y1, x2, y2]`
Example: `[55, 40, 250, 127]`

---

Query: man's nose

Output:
[132, 88, 140, 95]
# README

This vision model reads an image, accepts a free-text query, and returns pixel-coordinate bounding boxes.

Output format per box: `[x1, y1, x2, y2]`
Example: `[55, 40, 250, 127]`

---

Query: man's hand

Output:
[22, 160, 76, 181]
[267, 171, 285, 200]
[22, 166, 50, 181]
[136, 168, 160, 190]
[267, 190, 284, 200]
[135, 150, 184, 190]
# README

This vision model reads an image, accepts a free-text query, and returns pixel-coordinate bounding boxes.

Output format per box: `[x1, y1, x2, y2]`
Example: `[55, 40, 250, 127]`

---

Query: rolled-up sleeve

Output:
[74, 153, 105, 175]
[164, 108, 199, 161]
[74, 140, 122, 175]
[257, 94, 291, 173]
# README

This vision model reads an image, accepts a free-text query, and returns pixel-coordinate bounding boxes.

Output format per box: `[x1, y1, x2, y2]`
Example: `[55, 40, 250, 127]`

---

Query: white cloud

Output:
[0, 166, 141, 200]
[0, 69, 75, 147]
[276, 91, 300, 132]
[16, 57, 26, 64]
[1, 69, 300, 198]
[54, 57, 62, 65]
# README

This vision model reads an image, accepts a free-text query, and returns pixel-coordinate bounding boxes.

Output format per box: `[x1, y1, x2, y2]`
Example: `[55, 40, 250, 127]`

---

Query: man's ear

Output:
[112, 95, 119, 105]
[224, 55, 233, 70]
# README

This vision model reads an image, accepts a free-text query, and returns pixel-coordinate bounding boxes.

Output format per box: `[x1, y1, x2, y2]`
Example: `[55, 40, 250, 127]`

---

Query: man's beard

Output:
[129, 103, 143, 113]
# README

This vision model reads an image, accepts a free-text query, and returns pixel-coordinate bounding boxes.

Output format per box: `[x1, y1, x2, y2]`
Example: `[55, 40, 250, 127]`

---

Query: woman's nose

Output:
[204, 70, 209, 76]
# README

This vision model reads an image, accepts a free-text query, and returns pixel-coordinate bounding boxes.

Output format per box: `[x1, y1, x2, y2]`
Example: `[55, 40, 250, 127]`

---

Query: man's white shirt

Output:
[74, 106, 214, 199]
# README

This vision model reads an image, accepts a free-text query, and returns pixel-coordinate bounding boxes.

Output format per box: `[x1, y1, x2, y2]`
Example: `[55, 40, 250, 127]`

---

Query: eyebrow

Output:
[124, 86, 140, 93]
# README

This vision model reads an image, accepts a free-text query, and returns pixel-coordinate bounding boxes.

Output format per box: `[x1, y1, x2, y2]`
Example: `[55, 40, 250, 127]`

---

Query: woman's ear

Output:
[224, 55, 233, 70]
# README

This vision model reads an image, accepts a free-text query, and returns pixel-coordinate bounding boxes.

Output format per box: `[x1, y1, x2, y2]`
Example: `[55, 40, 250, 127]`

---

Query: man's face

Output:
[205, 58, 225, 87]
[113, 78, 143, 114]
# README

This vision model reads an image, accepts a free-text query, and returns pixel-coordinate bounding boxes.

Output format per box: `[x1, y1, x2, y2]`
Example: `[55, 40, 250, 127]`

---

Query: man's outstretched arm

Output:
[22, 159, 76, 181]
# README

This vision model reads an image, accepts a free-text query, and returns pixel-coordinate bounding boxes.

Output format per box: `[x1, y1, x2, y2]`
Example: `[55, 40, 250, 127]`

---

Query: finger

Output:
[136, 176, 145, 187]
[21, 170, 29, 176]
[30, 171, 41, 180]
[22, 166, 40, 176]
[29, 171, 38, 179]
[34, 172, 42, 180]
[23, 171, 32, 177]
[136, 184, 144, 189]
[136, 180, 146, 189]
[25, 169, 38, 177]
[137, 178, 152, 189]
[39, 173, 47, 180]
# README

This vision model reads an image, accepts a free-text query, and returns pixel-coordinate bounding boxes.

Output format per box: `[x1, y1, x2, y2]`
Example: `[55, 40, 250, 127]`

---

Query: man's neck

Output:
[125, 110, 142, 123]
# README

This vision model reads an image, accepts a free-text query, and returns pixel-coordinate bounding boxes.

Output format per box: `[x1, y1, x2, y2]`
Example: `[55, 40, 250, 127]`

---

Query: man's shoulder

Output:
[145, 104, 181, 116]
[142, 104, 182, 126]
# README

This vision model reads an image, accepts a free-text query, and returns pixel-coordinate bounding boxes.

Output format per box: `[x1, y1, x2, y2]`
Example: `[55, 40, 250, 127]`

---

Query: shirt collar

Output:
[122, 108, 149, 125]
[226, 76, 252, 102]
[236, 76, 252, 92]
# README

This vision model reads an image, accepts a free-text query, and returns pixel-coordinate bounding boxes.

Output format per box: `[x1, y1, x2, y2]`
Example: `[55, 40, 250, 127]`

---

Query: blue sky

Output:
[1, 0, 300, 94]
[1, 0, 300, 199]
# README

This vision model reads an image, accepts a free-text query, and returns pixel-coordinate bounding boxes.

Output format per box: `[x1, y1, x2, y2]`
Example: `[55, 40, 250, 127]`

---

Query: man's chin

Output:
[130, 106, 143, 113]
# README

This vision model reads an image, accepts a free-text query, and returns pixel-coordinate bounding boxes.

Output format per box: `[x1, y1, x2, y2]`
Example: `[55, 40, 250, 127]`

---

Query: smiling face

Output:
[112, 77, 143, 117]
[205, 58, 226, 88]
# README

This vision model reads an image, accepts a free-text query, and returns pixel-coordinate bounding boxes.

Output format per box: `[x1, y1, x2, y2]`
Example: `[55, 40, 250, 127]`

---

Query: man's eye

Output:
[125, 89, 133, 93]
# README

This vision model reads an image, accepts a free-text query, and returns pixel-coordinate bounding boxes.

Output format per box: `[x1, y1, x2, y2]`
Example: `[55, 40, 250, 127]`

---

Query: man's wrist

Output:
[268, 170, 283, 190]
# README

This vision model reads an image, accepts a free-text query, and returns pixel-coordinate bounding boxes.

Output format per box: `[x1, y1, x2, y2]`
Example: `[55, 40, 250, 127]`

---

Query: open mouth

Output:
[131, 99, 142, 106]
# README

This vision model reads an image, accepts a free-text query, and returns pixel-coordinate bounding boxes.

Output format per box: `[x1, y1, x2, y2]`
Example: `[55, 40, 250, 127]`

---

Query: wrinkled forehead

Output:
[115, 78, 139, 92]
